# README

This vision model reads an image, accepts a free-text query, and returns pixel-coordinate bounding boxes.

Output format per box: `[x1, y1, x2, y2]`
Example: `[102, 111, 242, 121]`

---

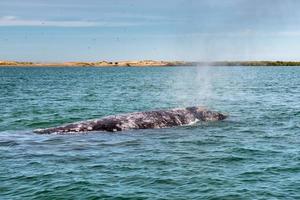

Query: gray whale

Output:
[34, 106, 227, 134]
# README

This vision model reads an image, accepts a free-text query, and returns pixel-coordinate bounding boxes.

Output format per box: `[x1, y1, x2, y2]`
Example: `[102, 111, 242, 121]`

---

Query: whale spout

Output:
[34, 106, 227, 134]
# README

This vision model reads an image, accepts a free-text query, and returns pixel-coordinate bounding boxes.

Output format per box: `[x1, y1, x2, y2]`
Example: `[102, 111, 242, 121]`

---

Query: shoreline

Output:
[0, 60, 192, 67]
[1, 60, 300, 67]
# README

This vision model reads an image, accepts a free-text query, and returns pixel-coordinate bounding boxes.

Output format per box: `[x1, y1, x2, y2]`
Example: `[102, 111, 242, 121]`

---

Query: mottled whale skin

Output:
[34, 106, 227, 134]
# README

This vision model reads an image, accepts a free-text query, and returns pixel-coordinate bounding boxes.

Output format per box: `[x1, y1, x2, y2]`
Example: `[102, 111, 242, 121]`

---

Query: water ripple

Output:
[1, 67, 300, 199]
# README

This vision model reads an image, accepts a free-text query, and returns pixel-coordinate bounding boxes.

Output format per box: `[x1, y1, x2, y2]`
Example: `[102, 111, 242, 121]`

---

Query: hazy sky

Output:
[1, 0, 300, 61]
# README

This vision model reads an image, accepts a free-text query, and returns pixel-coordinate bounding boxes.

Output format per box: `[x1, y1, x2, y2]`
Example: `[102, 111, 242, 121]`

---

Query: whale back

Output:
[186, 106, 227, 121]
[34, 106, 227, 134]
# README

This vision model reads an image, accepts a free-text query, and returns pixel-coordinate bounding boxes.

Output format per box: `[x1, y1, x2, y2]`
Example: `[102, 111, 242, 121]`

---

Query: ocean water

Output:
[0, 66, 299, 199]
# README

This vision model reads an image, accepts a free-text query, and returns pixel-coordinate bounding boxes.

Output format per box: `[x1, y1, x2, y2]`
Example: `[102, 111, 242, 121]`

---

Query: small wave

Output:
[230, 147, 281, 155]
[238, 171, 265, 177]
[27, 121, 55, 128]
[177, 139, 221, 146]
[210, 156, 247, 163]
[101, 139, 142, 147]
[0, 140, 19, 147]
[265, 166, 300, 174]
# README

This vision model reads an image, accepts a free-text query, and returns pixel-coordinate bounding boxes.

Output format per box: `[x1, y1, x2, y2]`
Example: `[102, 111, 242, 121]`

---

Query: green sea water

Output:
[0, 66, 299, 199]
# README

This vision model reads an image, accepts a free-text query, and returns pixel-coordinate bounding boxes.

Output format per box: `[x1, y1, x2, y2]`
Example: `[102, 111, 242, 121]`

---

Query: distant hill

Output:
[206, 61, 300, 66]
[1, 60, 300, 67]
[0, 60, 190, 67]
